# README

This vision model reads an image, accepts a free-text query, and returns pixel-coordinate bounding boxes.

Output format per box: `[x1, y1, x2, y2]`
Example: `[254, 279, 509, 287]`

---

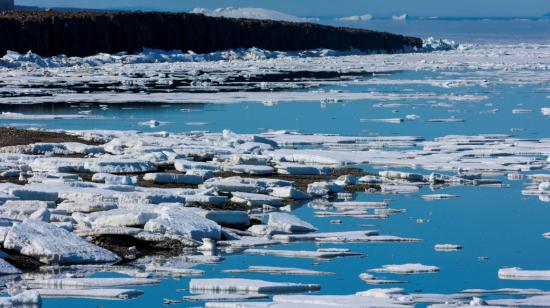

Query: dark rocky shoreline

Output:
[0, 11, 422, 57]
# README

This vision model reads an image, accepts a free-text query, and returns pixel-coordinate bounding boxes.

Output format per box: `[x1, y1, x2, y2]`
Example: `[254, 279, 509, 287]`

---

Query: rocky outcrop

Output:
[0, 11, 422, 57]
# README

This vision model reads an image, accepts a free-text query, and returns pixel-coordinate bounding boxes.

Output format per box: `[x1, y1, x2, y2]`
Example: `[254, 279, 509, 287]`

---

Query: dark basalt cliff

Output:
[0, 11, 423, 57]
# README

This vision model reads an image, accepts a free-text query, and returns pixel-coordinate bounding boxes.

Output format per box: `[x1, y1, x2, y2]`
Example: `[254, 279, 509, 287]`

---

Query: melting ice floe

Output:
[0, 128, 547, 303]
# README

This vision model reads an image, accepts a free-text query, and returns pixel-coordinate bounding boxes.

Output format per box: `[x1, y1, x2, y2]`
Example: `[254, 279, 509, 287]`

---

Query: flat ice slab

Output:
[189, 278, 320, 293]
[272, 230, 379, 242]
[498, 267, 550, 280]
[488, 294, 550, 307]
[369, 263, 440, 274]
[434, 244, 462, 251]
[26, 277, 160, 288]
[185, 293, 269, 302]
[142, 173, 203, 185]
[34, 288, 144, 299]
[245, 248, 362, 259]
[268, 212, 317, 233]
[3, 220, 120, 265]
[224, 266, 334, 276]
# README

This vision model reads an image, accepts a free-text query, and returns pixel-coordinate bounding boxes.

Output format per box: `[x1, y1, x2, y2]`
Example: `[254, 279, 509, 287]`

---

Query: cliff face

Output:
[0, 11, 422, 57]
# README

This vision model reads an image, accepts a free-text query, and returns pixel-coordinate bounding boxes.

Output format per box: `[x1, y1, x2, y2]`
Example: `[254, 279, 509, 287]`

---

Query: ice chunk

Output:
[434, 244, 462, 251]
[174, 160, 220, 172]
[185, 293, 269, 301]
[224, 266, 334, 276]
[144, 206, 222, 241]
[29, 208, 51, 222]
[35, 288, 143, 299]
[143, 173, 203, 185]
[225, 164, 274, 175]
[498, 267, 550, 280]
[26, 277, 159, 288]
[488, 294, 550, 306]
[421, 194, 460, 201]
[8, 187, 58, 201]
[231, 192, 285, 207]
[307, 181, 344, 197]
[276, 163, 330, 175]
[204, 211, 250, 228]
[359, 273, 406, 285]
[0, 291, 41, 306]
[88, 209, 158, 228]
[272, 230, 379, 242]
[57, 199, 117, 213]
[370, 263, 440, 274]
[268, 213, 317, 233]
[189, 278, 320, 293]
[245, 248, 362, 259]
[269, 187, 310, 200]
[379, 171, 424, 181]
[92, 173, 138, 185]
[381, 184, 420, 194]
[3, 220, 120, 265]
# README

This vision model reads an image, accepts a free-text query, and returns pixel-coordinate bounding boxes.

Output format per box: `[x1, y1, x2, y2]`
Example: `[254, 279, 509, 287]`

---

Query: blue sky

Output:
[16, 0, 550, 17]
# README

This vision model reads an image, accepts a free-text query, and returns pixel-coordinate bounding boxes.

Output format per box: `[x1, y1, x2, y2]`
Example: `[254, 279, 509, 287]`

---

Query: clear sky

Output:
[15, 0, 550, 18]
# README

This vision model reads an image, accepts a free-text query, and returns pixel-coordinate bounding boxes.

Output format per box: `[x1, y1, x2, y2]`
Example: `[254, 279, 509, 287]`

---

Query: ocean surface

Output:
[1, 19, 549, 307]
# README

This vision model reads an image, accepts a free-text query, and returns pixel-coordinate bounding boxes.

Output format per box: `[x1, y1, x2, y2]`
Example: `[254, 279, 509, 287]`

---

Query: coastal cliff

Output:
[0, 11, 422, 57]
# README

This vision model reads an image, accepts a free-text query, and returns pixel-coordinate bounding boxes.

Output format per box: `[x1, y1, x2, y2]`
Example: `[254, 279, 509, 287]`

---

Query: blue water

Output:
[2, 71, 548, 139]
[1, 19, 549, 307]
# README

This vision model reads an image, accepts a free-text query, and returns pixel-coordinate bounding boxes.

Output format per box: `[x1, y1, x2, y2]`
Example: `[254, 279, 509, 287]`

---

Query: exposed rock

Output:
[0, 11, 422, 57]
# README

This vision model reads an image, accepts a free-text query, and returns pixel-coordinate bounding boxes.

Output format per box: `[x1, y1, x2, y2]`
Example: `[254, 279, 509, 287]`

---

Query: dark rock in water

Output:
[92, 235, 186, 262]
[0, 11, 422, 57]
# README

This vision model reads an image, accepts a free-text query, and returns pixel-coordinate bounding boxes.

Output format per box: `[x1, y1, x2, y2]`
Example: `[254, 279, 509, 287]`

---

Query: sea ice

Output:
[189, 278, 321, 293]
[4, 220, 120, 265]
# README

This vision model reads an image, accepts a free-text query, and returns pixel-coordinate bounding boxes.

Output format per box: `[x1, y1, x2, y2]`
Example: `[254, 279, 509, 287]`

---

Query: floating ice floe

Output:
[223, 266, 334, 276]
[184, 293, 269, 302]
[421, 194, 460, 201]
[272, 230, 379, 242]
[189, 278, 321, 293]
[33, 288, 144, 299]
[487, 294, 550, 307]
[25, 277, 159, 288]
[498, 267, 550, 280]
[0, 112, 101, 120]
[369, 263, 440, 274]
[359, 273, 407, 285]
[434, 244, 462, 251]
[360, 118, 404, 124]
[244, 248, 362, 259]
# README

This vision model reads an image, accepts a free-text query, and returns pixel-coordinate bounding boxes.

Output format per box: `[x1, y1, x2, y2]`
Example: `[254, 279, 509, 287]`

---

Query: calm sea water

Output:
[1, 19, 549, 307]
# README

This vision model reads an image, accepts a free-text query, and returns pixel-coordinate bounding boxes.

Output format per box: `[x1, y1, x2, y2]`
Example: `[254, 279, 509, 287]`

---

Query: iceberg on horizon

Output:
[335, 14, 374, 22]
[191, 7, 319, 23]
[393, 13, 408, 20]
